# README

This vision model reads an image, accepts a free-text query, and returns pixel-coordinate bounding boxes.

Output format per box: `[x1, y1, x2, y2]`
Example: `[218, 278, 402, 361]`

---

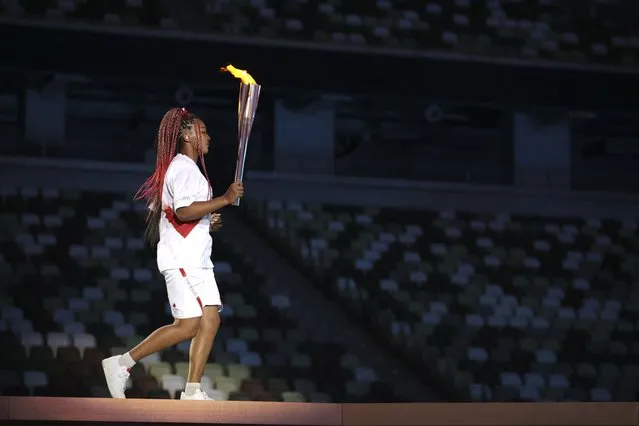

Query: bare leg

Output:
[102, 318, 200, 399]
[187, 306, 221, 383]
[129, 318, 200, 362]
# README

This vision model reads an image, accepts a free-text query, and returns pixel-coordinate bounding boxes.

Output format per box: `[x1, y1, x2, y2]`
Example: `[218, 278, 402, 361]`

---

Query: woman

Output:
[102, 107, 244, 400]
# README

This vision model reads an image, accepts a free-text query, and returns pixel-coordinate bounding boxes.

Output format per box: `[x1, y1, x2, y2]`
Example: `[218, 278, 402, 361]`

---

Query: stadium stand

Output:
[1, 0, 172, 28]
[243, 199, 639, 402]
[2, 0, 638, 66]
[199, 0, 639, 65]
[0, 186, 396, 402]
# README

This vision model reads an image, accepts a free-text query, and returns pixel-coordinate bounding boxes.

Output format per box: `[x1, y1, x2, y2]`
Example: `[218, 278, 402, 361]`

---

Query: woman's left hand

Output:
[210, 213, 223, 232]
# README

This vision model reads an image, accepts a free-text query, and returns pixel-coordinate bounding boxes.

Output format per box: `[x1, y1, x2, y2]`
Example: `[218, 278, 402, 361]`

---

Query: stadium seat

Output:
[0, 188, 407, 401]
[246, 198, 639, 402]
[215, 376, 240, 395]
[5, 1, 638, 66]
[161, 374, 186, 399]
[281, 390, 305, 402]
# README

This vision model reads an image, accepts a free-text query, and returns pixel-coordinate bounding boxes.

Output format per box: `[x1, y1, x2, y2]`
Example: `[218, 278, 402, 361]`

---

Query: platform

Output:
[0, 397, 636, 425]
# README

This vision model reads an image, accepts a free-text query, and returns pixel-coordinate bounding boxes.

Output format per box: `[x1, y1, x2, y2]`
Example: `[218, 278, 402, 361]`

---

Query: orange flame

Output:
[220, 64, 257, 85]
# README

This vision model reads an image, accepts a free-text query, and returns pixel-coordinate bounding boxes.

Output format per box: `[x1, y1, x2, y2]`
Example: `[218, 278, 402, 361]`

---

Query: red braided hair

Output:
[135, 107, 212, 245]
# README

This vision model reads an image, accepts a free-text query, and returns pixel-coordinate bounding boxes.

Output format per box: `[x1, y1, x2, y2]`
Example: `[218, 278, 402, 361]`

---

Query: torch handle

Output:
[232, 83, 261, 208]
[232, 139, 247, 207]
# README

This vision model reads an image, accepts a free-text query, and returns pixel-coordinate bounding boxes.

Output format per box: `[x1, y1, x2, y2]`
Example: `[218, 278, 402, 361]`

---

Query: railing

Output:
[2, 155, 638, 220]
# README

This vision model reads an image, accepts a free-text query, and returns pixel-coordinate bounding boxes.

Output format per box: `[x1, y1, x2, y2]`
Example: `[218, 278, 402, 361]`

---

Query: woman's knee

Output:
[174, 317, 200, 339]
[199, 306, 221, 333]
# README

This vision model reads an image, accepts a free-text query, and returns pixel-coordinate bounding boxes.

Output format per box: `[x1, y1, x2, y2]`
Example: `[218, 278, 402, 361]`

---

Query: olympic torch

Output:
[220, 64, 261, 206]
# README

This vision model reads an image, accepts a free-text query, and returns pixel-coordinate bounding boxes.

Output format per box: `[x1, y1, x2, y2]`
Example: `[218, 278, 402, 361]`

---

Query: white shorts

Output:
[163, 268, 223, 319]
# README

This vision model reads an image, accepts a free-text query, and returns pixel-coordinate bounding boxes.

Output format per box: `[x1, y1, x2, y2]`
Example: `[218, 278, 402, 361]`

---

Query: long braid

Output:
[135, 107, 212, 245]
[135, 108, 184, 245]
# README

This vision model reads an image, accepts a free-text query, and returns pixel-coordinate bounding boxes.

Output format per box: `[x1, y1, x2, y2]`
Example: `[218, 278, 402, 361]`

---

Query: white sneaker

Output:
[180, 389, 214, 400]
[102, 355, 130, 399]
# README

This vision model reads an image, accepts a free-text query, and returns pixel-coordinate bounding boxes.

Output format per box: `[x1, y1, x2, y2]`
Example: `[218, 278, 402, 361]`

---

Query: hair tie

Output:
[180, 107, 189, 117]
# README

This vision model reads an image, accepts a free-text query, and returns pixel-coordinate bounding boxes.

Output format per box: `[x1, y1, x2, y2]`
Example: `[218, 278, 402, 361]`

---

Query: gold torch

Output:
[220, 64, 261, 206]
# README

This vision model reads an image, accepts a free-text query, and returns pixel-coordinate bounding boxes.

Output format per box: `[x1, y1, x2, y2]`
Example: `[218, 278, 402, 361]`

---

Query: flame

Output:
[220, 64, 257, 85]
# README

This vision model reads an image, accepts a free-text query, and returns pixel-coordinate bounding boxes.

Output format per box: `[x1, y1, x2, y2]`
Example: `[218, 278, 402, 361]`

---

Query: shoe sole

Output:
[180, 392, 215, 401]
[102, 358, 126, 399]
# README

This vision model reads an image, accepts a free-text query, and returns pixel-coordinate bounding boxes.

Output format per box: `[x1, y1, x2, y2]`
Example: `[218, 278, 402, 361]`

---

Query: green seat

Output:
[172, 362, 187, 378]
[281, 391, 305, 402]
[339, 354, 358, 369]
[237, 327, 259, 342]
[215, 376, 239, 394]
[203, 363, 225, 381]
[291, 353, 312, 369]
[345, 380, 369, 397]
[227, 363, 251, 381]
[147, 362, 173, 382]
[236, 305, 257, 319]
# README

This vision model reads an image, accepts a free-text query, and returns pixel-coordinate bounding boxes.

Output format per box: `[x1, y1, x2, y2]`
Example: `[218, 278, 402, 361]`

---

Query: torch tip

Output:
[220, 64, 257, 85]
